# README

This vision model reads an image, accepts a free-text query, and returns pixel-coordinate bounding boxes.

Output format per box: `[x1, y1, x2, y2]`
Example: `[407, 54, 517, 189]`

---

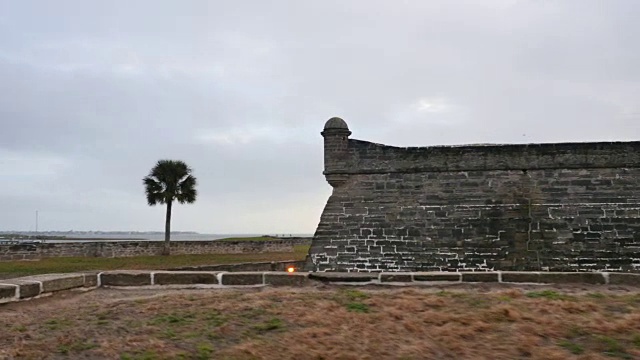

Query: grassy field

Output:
[0, 245, 309, 279]
[1, 285, 640, 359]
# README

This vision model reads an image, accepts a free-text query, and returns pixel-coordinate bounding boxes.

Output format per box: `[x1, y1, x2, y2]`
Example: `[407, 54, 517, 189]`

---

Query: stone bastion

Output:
[305, 117, 640, 273]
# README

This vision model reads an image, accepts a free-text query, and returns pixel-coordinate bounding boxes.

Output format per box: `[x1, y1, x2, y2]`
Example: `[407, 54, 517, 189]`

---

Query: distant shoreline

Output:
[0, 233, 314, 243]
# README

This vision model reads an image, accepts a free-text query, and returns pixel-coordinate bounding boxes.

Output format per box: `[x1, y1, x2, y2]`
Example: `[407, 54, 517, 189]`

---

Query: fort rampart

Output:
[306, 117, 640, 272]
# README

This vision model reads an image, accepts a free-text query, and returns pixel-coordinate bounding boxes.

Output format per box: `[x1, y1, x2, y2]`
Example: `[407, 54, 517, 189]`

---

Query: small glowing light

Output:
[287, 267, 295, 273]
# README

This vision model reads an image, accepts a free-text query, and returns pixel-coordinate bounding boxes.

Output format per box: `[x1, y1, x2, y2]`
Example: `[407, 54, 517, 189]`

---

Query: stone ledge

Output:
[380, 273, 413, 283]
[83, 272, 99, 287]
[309, 272, 378, 282]
[220, 272, 264, 286]
[0, 284, 17, 303]
[413, 272, 461, 282]
[153, 271, 219, 285]
[538, 272, 606, 285]
[100, 271, 152, 286]
[0, 279, 41, 299]
[265, 272, 309, 286]
[461, 272, 499, 283]
[22, 273, 85, 292]
[608, 273, 640, 286]
[501, 272, 540, 283]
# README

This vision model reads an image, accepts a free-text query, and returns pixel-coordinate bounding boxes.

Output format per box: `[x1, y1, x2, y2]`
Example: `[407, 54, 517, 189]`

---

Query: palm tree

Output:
[143, 160, 197, 255]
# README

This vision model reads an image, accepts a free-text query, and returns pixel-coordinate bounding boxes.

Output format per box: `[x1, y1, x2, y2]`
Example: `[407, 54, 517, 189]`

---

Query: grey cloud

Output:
[1, 0, 639, 232]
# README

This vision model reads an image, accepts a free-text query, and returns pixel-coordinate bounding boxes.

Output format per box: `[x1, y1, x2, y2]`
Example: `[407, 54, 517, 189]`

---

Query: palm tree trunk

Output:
[163, 200, 172, 255]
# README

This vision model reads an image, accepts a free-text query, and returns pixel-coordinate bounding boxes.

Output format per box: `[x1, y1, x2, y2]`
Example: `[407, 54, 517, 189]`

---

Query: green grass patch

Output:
[526, 290, 570, 300]
[253, 318, 284, 332]
[58, 341, 97, 354]
[13, 325, 27, 333]
[566, 325, 589, 338]
[120, 350, 160, 360]
[466, 298, 489, 308]
[587, 292, 606, 299]
[596, 336, 629, 358]
[240, 308, 268, 319]
[343, 289, 369, 301]
[162, 328, 177, 340]
[346, 302, 369, 313]
[0, 246, 309, 278]
[44, 318, 72, 330]
[558, 340, 584, 355]
[435, 290, 467, 298]
[150, 312, 196, 326]
[204, 311, 227, 327]
[337, 289, 371, 313]
[195, 343, 214, 360]
[57, 344, 70, 355]
[623, 294, 640, 305]
[632, 334, 640, 347]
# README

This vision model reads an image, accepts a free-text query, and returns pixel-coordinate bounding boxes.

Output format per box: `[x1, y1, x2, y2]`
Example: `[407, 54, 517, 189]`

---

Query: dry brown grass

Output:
[1, 284, 640, 359]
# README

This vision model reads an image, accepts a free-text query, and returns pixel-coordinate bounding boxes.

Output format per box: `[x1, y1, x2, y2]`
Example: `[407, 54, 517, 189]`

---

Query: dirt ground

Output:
[1, 283, 640, 360]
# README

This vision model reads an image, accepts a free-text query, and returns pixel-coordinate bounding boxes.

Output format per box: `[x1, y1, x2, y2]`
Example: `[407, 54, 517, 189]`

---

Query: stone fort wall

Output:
[306, 117, 640, 272]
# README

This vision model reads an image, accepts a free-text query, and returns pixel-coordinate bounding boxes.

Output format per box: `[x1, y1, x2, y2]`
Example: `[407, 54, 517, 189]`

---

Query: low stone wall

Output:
[0, 238, 311, 261]
[2, 270, 639, 304]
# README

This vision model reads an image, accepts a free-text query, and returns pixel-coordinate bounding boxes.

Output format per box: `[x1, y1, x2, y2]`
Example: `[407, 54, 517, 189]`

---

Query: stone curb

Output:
[100, 271, 152, 287]
[0, 284, 17, 303]
[413, 272, 462, 282]
[0, 272, 97, 303]
[537, 272, 607, 285]
[21, 273, 85, 293]
[220, 272, 264, 286]
[265, 272, 310, 286]
[309, 272, 378, 282]
[0, 279, 41, 299]
[153, 271, 220, 285]
[0, 271, 639, 304]
[608, 273, 640, 286]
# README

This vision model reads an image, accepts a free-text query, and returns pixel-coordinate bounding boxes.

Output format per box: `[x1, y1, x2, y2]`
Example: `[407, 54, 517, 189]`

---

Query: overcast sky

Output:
[1, 1, 639, 234]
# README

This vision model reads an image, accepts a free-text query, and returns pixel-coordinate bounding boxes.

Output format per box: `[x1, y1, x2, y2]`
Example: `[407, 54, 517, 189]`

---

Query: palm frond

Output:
[176, 174, 198, 204]
[143, 159, 197, 205]
[143, 176, 165, 205]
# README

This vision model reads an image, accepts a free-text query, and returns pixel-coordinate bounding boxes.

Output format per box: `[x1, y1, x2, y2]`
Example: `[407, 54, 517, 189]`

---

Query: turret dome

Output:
[324, 117, 349, 130]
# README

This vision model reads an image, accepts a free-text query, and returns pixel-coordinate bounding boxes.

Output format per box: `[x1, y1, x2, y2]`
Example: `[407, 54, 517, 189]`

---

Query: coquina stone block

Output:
[264, 272, 310, 286]
[0, 279, 41, 298]
[380, 273, 413, 282]
[82, 272, 99, 287]
[607, 273, 640, 286]
[220, 272, 264, 286]
[0, 284, 16, 302]
[153, 271, 219, 285]
[100, 271, 152, 286]
[23, 273, 85, 292]
[308, 272, 378, 282]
